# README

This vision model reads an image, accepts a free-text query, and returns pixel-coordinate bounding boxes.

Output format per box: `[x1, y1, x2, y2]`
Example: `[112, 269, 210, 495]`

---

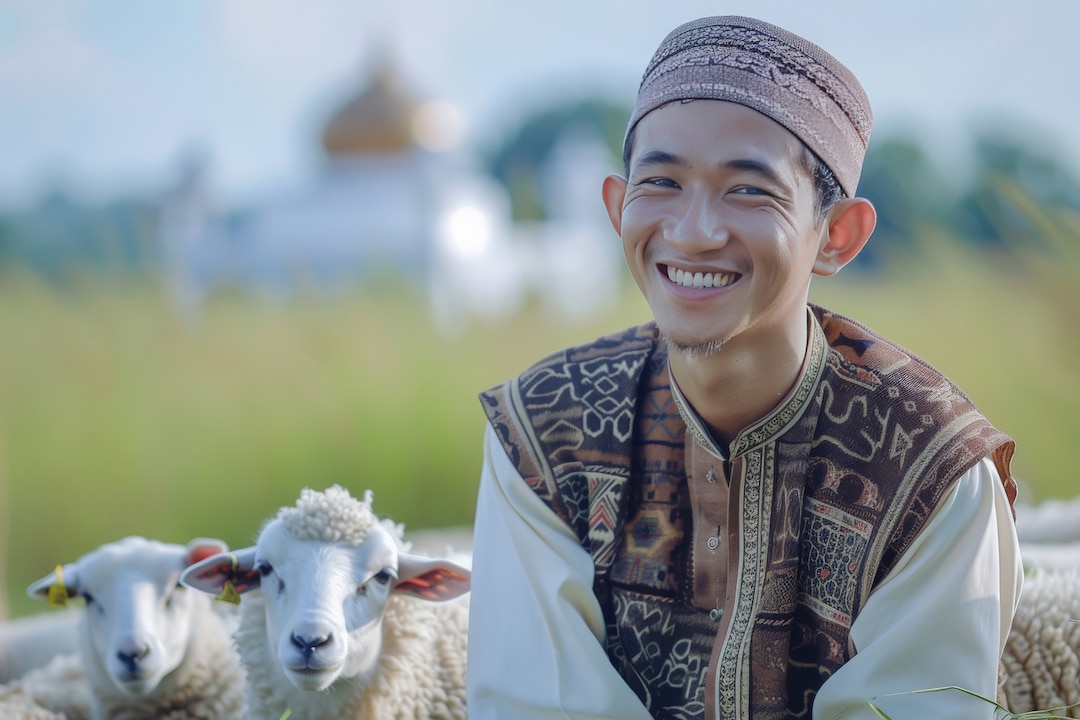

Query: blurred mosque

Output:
[159, 58, 623, 334]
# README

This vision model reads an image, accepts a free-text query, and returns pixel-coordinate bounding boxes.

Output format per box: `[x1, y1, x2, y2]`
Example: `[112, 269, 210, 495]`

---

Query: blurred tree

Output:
[952, 128, 1080, 248]
[856, 134, 952, 269]
[484, 97, 630, 222]
[0, 190, 161, 282]
[0, 215, 11, 263]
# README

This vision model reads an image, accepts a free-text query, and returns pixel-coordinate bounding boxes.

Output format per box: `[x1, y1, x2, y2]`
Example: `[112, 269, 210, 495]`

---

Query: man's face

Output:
[605, 100, 828, 354]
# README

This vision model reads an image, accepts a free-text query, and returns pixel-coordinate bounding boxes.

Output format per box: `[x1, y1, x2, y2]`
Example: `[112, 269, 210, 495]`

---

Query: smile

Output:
[665, 266, 740, 289]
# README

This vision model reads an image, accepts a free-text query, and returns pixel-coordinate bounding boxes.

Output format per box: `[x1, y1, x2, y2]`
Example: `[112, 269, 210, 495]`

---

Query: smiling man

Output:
[467, 16, 1022, 720]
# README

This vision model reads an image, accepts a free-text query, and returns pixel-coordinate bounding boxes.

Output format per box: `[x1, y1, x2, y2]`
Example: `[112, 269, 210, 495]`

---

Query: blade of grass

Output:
[837, 686, 1079, 720]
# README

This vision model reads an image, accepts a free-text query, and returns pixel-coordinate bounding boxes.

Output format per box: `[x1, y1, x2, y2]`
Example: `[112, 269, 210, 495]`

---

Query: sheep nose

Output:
[116, 645, 150, 672]
[291, 632, 332, 658]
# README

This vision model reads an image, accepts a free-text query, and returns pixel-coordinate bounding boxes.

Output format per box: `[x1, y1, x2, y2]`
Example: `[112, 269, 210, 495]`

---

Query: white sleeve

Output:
[813, 457, 1024, 720]
[467, 423, 654, 720]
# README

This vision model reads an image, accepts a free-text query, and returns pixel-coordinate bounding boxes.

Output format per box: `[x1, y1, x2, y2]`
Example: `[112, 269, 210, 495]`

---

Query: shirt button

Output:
[710, 608, 723, 621]
[707, 536, 719, 550]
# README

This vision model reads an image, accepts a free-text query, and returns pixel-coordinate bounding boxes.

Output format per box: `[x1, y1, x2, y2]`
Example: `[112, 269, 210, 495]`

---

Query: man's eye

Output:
[732, 186, 770, 196]
[642, 177, 679, 188]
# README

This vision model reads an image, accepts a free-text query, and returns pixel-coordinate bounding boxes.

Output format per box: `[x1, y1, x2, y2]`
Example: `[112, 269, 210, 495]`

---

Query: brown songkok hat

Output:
[626, 16, 873, 197]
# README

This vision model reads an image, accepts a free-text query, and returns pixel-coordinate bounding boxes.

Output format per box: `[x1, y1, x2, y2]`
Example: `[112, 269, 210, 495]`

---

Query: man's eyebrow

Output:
[632, 149, 683, 169]
[723, 158, 784, 186]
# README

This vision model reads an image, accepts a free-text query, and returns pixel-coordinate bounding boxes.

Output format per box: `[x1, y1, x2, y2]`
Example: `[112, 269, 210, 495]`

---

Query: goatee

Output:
[661, 332, 725, 358]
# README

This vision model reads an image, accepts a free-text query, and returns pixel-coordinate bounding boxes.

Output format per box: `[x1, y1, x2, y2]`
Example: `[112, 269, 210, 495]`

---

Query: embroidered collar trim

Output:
[668, 307, 827, 460]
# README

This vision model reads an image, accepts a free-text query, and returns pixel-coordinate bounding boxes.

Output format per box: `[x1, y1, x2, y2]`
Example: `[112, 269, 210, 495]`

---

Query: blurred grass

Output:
[1, 230, 1077, 619]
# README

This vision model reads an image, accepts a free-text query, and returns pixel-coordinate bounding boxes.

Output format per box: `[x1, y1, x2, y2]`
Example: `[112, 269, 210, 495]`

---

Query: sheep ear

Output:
[180, 547, 261, 597]
[184, 538, 230, 567]
[27, 563, 79, 606]
[394, 554, 471, 601]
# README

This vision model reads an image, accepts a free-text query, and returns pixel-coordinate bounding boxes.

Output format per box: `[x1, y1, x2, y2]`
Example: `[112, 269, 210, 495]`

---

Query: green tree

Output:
[857, 134, 952, 268]
[952, 127, 1080, 247]
[484, 97, 630, 222]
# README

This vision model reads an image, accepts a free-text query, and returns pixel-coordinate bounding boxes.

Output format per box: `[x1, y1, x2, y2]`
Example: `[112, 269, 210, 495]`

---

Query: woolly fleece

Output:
[1002, 570, 1080, 716]
[0, 653, 90, 720]
[277, 485, 401, 546]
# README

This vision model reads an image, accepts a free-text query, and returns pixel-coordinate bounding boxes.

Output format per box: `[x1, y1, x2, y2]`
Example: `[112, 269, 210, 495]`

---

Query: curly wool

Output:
[1002, 570, 1080, 717]
[277, 485, 404, 547]
[0, 653, 91, 720]
[0, 697, 68, 720]
[344, 594, 468, 720]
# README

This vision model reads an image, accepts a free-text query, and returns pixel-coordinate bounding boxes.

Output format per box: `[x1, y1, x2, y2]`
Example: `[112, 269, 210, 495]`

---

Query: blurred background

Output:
[2, 0, 1078, 619]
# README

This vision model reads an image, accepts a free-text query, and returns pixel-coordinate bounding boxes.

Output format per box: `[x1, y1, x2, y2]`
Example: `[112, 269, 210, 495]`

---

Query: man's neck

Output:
[668, 309, 811, 449]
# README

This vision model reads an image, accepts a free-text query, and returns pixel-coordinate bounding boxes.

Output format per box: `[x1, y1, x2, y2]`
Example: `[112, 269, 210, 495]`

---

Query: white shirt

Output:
[467, 423, 1023, 720]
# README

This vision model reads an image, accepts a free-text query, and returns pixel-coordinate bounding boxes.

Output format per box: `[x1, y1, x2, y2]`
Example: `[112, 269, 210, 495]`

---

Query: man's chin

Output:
[660, 330, 727, 358]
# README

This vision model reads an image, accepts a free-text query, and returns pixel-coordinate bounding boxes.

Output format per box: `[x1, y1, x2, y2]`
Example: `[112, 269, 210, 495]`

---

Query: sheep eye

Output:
[256, 562, 273, 577]
[357, 569, 395, 596]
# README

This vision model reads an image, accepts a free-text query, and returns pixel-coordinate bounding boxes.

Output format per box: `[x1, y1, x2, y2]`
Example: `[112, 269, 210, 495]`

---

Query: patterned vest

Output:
[480, 305, 1016, 720]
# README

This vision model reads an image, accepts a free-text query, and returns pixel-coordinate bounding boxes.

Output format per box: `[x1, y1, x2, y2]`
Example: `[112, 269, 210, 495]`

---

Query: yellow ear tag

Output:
[279, 710, 292, 720]
[215, 580, 241, 605]
[214, 554, 242, 604]
[47, 565, 69, 607]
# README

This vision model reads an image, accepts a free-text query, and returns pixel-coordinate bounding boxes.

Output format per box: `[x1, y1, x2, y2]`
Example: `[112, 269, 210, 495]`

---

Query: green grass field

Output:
[1, 236, 1076, 619]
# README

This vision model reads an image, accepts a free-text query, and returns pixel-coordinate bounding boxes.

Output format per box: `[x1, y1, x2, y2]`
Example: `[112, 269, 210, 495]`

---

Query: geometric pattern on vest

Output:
[479, 304, 1015, 720]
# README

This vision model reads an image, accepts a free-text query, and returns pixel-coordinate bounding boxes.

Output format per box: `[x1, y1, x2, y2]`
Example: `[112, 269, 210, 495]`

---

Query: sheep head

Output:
[180, 485, 471, 694]
[27, 535, 228, 696]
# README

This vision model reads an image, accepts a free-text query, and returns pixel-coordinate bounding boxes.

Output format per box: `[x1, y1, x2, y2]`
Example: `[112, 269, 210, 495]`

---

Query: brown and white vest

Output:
[480, 304, 1016, 719]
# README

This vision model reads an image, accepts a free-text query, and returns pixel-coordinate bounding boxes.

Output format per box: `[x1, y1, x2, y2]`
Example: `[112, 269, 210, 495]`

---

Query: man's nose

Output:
[667, 191, 728, 251]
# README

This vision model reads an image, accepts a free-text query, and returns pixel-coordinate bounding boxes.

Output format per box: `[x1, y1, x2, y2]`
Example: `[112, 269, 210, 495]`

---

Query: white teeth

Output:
[666, 266, 737, 289]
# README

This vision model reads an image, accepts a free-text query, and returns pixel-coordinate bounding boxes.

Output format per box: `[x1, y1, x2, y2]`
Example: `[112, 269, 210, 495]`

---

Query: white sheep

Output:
[0, 653, 91, 720]
[1014, 489, 1080, 576]
[1015, 494, 1080, 545]
[0, 693, 68, 720]
[0, 608, 82, 684]
[3, 536, 246, 720]
[1002, 569, 1080, 717]
[180, 485, 471, 720]
[1021, 542, 1080, 575]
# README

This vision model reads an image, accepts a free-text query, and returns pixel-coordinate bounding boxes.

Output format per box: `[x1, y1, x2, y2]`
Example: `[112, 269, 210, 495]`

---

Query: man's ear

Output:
[601, 174, 628, 236]
[813, 198, 877, 276]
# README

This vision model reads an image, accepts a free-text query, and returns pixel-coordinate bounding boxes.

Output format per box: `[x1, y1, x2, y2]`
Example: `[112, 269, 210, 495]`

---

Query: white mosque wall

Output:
[159, 128, 625, 331]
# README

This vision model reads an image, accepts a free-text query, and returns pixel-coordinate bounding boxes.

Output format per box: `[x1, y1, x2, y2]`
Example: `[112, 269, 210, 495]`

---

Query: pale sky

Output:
[1, 0, 1078, 209]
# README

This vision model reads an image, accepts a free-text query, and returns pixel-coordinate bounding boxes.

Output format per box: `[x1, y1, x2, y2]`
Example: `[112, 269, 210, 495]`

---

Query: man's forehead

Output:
[631, 100, 806, 170]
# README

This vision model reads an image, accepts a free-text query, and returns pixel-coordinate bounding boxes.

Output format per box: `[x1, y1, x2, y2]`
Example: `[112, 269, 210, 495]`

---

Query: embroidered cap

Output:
[626, 16, 873, 197]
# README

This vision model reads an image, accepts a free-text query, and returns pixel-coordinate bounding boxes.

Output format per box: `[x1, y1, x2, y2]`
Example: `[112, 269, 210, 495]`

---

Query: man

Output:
[467, 15, 1022, 720]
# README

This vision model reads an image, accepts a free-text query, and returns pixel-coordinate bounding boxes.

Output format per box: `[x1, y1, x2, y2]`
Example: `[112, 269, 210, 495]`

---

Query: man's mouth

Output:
[665, 265, 740, 289]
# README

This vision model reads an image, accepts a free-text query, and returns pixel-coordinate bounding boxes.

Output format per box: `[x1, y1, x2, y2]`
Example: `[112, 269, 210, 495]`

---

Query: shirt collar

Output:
[669, 307, 827, 460]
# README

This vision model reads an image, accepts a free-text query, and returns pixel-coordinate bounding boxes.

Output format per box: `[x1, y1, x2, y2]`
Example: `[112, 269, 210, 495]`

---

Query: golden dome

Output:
[321, 63, 417, 156]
